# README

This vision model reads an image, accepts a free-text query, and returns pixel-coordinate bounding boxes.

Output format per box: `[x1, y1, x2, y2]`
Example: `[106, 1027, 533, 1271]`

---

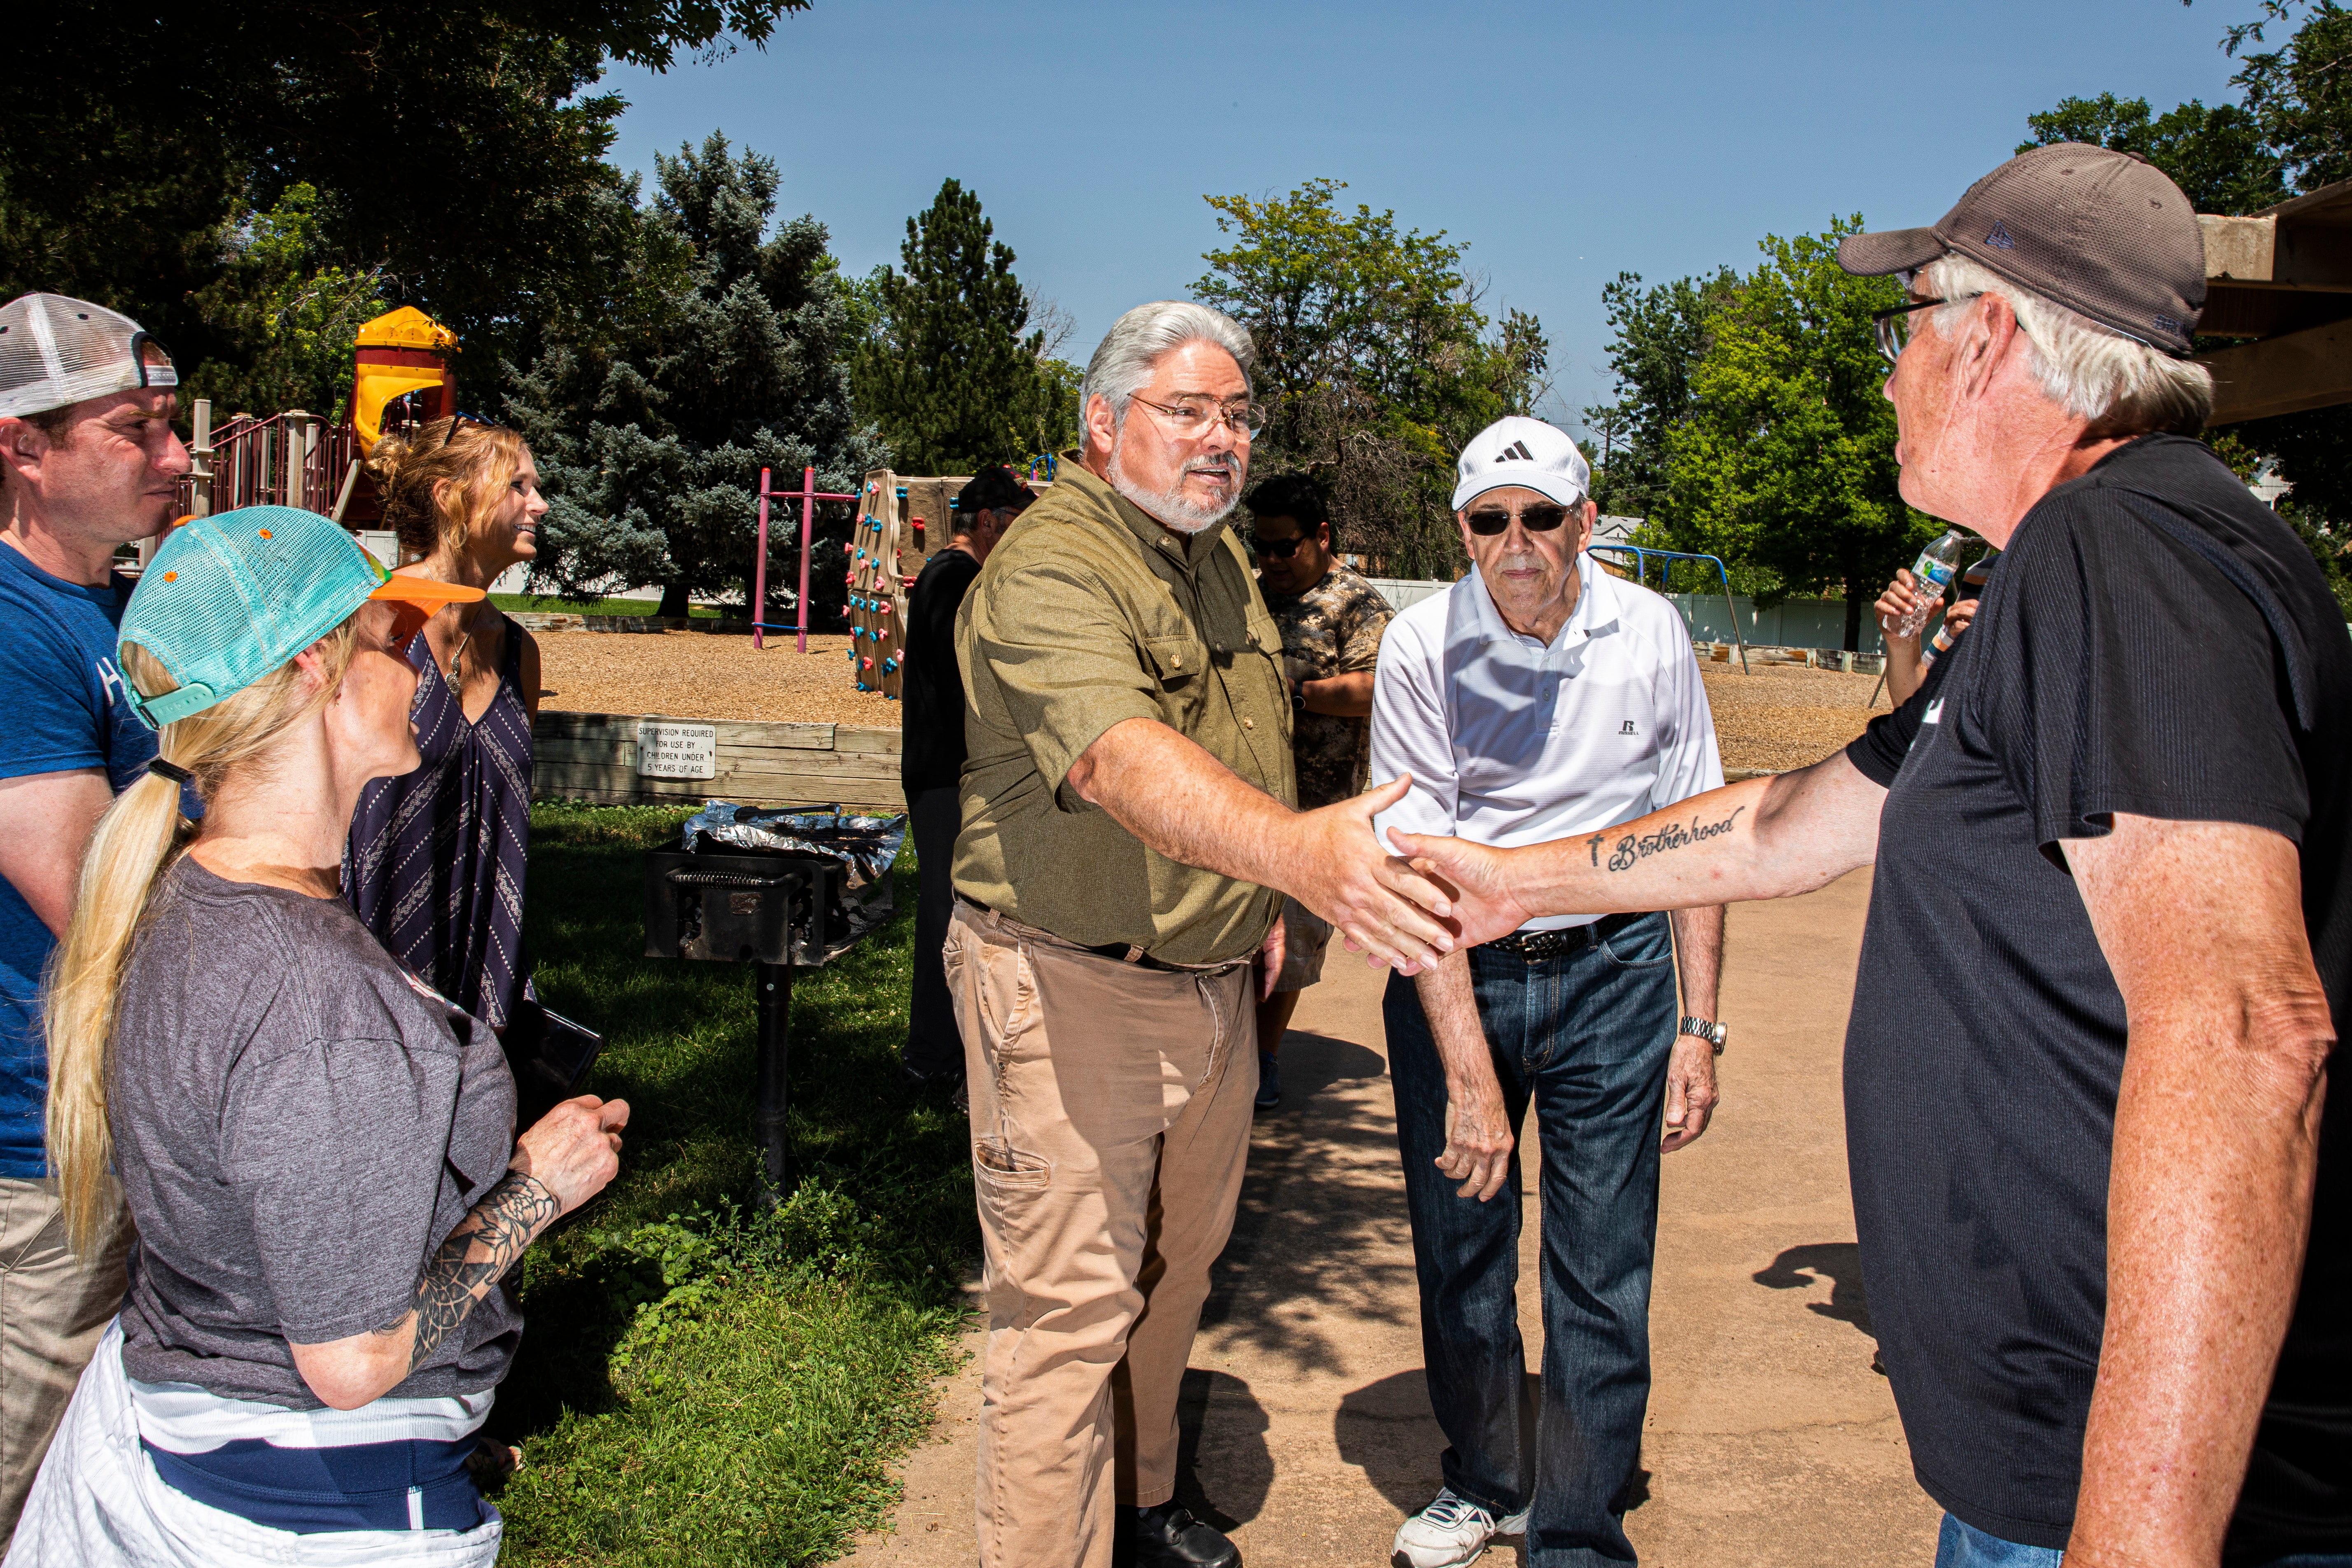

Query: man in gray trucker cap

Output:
[1391, 144, 2352, 1568]
[0, 292, 186, 1544]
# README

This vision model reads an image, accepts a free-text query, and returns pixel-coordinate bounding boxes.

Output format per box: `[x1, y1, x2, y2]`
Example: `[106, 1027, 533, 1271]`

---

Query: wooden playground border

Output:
[533, 711, 904, 812]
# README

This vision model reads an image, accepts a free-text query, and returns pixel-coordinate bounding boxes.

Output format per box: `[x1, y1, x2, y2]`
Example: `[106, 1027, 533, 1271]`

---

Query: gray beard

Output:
[1107, 448, 1239, 534]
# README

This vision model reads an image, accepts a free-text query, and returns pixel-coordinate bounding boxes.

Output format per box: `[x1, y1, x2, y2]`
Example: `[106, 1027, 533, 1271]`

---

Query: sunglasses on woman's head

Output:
[1465, 504, 1570, 536]
[436, 412, 501, 450]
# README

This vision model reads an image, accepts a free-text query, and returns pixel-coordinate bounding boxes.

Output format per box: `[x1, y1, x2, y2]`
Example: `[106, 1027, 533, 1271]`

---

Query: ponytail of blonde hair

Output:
[43, 626, 359, 1256]
[364, 417, 531, 561]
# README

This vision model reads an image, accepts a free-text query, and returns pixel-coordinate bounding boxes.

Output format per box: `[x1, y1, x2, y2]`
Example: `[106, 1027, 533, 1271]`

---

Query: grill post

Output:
[753, 958, 794, 1205]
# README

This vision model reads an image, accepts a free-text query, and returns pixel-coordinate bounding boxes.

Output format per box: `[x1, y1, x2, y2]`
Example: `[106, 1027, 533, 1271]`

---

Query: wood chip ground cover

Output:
[537, 631, 1890, 775]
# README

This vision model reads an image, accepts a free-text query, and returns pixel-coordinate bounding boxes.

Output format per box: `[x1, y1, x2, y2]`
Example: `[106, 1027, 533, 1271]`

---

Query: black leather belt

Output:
[1482, 910, 1648, 962]
[955, 892, 1188, 972]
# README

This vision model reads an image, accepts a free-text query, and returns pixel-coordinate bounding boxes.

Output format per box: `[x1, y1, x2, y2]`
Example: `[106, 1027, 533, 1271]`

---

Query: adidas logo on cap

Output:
[1451, 416, 1591, 513]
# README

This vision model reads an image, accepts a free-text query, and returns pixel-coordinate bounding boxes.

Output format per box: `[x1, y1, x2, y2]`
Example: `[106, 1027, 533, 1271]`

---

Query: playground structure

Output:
[753, 466, 856, 653]
[834, 469, 1052, 700]
[1588, 542, 1750, 674]
[844, 472, 919, 700]
[171, 402, 360, 524]
[171, 305, 459, 537]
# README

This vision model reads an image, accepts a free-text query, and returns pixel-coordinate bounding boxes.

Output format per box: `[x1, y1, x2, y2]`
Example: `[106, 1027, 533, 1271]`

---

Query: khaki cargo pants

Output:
[945, 901, 1257, 1568]
[0, 1177, 131, 1549]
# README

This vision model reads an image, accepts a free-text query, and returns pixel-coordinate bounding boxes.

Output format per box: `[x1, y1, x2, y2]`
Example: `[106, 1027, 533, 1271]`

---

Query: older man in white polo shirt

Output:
[1373, 416, 1726, 1568]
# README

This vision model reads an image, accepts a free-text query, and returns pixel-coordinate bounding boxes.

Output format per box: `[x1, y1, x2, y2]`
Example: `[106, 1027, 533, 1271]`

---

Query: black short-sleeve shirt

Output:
[1843, 434, 2352, 1560]
[900, 547, 982, 795]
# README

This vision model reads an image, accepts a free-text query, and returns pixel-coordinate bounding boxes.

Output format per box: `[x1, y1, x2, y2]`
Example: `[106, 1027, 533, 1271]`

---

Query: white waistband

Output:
[128, 1374, 492, 1454]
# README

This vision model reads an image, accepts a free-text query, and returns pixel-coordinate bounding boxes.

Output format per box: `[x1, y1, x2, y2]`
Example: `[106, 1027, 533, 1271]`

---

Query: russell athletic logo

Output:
[1493, 440, 1537, 462]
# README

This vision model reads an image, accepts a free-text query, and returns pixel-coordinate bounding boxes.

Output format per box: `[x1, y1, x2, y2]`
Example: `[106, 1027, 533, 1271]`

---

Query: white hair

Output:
[1080, 301, 1254, 429]
[1920, 253, 2212, 435]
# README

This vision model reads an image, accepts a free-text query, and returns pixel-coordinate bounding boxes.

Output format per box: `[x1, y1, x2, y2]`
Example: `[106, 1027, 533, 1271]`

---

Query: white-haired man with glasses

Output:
[1369, 415, 1726, 1568]
[946, 300, 1463, 1568]
[1394, 146, 2352, 1568]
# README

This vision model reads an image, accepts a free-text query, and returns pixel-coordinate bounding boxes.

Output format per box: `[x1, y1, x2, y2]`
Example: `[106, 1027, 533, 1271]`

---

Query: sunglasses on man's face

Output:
[1465, 504, 1570, 536]
[1253, 533, 1310, 559]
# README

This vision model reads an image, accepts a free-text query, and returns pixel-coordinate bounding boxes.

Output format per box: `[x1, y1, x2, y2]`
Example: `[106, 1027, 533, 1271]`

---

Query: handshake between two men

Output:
[1275, 762, 1862, 971]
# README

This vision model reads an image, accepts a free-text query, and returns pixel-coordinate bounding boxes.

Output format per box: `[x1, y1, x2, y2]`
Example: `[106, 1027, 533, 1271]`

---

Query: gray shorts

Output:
[1274, 897, 1334, 994]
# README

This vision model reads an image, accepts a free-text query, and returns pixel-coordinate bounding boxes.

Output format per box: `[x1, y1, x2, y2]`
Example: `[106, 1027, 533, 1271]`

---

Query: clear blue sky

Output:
[603, 0, 2256, 438]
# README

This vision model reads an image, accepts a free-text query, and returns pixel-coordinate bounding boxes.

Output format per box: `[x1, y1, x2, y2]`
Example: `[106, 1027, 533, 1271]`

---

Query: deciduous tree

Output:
[1658, 221, 1937, 650]
[1194, 178, 1549, 579]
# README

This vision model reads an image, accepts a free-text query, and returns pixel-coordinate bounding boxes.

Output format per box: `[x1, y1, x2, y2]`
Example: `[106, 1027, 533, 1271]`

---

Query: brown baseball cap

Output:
[1837, 142, 2205, 355]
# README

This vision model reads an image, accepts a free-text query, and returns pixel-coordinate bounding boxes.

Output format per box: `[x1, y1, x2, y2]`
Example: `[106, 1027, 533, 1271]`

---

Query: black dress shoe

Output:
[1129, 1503, 1239, 1568]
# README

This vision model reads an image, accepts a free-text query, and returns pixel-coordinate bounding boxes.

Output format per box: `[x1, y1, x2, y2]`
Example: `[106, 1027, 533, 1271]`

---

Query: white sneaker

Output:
[1390, 1487, 1531, 1568]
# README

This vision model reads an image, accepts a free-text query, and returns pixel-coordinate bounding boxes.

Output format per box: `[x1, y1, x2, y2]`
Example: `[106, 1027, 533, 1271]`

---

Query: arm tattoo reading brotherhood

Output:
[399, 1171, 559, 1373]
[1588, 806, 1747, 872]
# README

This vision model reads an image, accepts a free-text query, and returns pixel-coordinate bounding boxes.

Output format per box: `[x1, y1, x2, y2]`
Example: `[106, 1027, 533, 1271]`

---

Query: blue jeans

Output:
[1384, 912, 1680, 1568]
[1935, 1513, 2352, 1567]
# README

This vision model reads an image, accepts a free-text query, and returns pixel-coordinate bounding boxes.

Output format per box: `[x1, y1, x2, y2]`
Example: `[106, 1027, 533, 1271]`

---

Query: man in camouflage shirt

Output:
[1247, 474, 1393, 1108]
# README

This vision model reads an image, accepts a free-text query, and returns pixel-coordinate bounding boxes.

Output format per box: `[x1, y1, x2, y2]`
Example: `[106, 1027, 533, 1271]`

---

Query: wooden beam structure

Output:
[2201, 318, 2352, 425]
[2198, 176, 2352, 425]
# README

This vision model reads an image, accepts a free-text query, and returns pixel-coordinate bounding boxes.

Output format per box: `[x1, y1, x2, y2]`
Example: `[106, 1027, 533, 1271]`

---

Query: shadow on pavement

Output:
[1174, 1369, 1272, 1530]
[1752, 1241, 1875, 1334]
[1335, 1369, 1445, 1515]
[1197, 1030, 1415, 1379]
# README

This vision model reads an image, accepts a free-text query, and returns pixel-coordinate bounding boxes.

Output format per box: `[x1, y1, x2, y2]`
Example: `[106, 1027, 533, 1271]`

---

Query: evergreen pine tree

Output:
[507, 133, 889, 621]
[853, 178, 1074, 473]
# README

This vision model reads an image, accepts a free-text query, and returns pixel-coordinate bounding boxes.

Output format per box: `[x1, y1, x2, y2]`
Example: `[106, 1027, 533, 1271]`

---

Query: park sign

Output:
[636, 721, 717, 780]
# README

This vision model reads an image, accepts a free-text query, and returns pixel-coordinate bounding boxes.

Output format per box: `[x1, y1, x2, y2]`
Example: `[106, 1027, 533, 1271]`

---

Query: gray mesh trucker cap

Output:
[0, 293, 179, 419]
[1837, 143, 2206, 355]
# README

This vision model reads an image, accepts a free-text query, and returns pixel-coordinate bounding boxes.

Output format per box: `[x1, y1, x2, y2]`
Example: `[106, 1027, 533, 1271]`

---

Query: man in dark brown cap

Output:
[1391, 144, 2352, 1568]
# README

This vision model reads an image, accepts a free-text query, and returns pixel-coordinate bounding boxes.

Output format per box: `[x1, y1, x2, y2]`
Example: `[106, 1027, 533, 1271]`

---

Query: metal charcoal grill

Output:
[643, 803, 905, 1198]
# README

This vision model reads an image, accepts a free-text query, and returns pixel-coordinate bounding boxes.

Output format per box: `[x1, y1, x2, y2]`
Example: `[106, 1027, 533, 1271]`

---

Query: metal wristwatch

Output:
[1678, 1015, 1728, 1055]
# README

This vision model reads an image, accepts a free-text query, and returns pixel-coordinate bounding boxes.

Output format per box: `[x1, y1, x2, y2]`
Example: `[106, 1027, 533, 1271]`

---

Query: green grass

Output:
[493, 803, 976, 1567]
[491, 594, 723, 619]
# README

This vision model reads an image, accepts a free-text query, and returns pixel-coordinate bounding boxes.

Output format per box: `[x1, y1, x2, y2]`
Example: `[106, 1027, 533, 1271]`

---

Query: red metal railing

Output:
[173, 405, 364, 520]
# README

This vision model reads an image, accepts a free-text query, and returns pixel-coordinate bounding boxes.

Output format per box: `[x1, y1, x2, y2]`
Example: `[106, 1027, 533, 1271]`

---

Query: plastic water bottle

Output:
[1895, 528, 1967, 639]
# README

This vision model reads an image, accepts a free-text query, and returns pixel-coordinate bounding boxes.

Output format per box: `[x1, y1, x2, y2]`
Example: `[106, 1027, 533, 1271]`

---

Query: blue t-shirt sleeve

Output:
[0, 616, 109, 781]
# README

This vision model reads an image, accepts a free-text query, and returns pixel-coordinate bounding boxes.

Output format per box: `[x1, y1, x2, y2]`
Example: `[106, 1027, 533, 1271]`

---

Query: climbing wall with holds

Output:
[845, 470, 915, 701]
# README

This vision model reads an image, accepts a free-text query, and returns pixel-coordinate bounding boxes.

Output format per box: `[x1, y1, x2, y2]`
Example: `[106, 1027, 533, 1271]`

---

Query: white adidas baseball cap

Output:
[1451, 415, 1591, 512]
[0, 293, 178, 420]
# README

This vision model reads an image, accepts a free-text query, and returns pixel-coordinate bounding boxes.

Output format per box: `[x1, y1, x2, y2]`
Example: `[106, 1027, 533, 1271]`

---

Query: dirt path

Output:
[533, 634, 1891, 776]
[849, 870, 1938, 1566]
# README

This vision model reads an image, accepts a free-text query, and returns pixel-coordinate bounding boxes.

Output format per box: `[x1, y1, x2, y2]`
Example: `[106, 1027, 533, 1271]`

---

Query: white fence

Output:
[1365, 574, 1897, 654]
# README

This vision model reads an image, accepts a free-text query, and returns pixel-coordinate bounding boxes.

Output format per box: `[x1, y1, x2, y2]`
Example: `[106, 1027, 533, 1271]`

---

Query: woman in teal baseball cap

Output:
[13, 506, 628, 1566]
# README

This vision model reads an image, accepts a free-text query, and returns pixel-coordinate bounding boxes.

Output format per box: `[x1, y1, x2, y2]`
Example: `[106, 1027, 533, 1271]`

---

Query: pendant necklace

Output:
[446, 602, 480, 687]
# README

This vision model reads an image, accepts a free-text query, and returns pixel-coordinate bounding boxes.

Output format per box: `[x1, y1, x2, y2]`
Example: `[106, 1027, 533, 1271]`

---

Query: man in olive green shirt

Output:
[947, 301, 1458, 1568]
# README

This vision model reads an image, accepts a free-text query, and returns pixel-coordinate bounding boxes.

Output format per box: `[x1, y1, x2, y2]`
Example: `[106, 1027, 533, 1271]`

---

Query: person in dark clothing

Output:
[899, 464, 1031, 1094]
[1396, 145, 2352, 1568]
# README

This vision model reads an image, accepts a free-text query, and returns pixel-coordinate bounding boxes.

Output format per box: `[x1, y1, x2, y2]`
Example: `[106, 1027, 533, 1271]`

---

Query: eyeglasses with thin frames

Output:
[1129, 394, 1267, 440]
[1871, 293, 1987, 368]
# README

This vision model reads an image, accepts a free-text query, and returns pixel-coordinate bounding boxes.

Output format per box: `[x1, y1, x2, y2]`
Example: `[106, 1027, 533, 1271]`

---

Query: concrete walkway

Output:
[850, 871, 1939, 1566]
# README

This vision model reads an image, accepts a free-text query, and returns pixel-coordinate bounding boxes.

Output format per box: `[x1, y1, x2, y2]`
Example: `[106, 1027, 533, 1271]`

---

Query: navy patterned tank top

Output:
[344, 614, 534, 1027]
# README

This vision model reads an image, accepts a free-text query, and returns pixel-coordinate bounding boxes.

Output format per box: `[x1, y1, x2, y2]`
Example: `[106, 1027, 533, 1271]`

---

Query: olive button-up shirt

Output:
[952, 457, 1295, 967]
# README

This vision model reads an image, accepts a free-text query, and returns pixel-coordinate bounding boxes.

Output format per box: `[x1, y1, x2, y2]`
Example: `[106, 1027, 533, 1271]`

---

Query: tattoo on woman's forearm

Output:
[1587, 807, 1747, 872]
[404, 1172, 558, 1373]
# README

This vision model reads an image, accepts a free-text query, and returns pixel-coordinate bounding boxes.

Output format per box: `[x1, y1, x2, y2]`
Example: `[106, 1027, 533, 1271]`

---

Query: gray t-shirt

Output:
[111, 857, 522, 1407]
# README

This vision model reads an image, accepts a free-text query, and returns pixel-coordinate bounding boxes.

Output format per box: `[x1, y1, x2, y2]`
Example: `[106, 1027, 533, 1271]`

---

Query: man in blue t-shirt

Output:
[0, 292, 187, 1542]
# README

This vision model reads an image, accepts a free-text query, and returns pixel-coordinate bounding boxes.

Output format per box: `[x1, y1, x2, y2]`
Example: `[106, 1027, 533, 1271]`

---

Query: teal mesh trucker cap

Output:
[119, 505, 482, 729]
